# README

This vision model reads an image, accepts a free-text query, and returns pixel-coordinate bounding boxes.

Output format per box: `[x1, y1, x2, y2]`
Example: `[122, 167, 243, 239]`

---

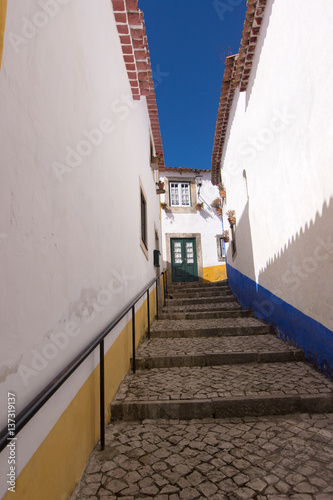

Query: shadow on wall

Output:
[227, 197, 333, 378]
[258, 197, 333, 328]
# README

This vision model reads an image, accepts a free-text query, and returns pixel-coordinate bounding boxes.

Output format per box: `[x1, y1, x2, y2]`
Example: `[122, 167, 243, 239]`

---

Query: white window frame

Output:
[169, 182, 191, 207]
[216, 235, 226, 262]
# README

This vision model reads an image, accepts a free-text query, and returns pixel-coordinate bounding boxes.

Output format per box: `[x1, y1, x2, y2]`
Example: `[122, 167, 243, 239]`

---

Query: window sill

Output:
[167, 206, 197, 214]
[140, 239, 149, 260]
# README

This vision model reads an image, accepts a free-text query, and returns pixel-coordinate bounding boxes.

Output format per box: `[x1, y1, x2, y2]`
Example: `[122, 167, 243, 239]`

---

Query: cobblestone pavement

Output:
[113, 363, 333, 402]
[151, 318, 266, 332]
[72, 414, 333, 499]
[136, 335, 301, 358]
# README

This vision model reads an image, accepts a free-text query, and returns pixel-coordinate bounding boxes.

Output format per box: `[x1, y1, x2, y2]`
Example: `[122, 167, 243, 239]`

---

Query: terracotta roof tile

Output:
[163, 167, 209, 174]
[211, 0, 267, 185]
[111, 0, 165, 170]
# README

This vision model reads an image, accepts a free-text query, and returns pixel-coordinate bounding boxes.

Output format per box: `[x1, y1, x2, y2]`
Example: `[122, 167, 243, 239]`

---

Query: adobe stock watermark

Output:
[8, 0, 72, 54]
[213, 0, 245, 23]
[222, 107, 295, 183]
[52, 94, 139, 182]
[281, 235, 333, 292]
[152, 64, 170, 90]
[253, 235, 333, 321]
[18, 268, 135, 386]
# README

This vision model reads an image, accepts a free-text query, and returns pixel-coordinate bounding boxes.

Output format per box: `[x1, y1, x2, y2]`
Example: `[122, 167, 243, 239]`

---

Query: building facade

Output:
[0, 1, 166, 498]
[211, 0, 333, 377]
[160, 168, 227, 283]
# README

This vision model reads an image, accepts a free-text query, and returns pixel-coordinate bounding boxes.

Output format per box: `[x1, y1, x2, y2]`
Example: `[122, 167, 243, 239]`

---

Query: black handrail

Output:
[0, 270, 167, 453]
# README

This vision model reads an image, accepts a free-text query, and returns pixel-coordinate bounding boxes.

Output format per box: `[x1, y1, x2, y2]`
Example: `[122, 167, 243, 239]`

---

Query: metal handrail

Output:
[0, 270, 167, 452]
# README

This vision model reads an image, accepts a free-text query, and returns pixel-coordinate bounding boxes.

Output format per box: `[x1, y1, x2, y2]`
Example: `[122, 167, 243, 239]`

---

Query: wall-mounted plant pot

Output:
[219, 190, 226, 198]
[161, 203, 167, 210]
[151, 156, 160, 170]
[228, 217, 236, 226]
[216, 208, 222, 216]
[156, 189, 165, 194]
[222, 236, 229, 242]
[195, 203, 204, 211]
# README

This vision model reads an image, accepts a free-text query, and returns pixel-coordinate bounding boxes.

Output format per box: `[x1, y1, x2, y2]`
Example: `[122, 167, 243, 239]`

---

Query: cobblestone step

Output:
[133, 335, 304, 369]
[150, 317, 271, 338]
[159, 309, 254, 320]
[166, 295, 239, 306]
[111, 362, 333, 421]
[167, 279, 228, 291]
[163, 301, 243, 314]
[167, 289, 233, 299]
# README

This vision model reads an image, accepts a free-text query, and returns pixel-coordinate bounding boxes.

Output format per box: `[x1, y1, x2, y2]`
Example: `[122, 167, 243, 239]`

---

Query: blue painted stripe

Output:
[227, 264, 333, 379]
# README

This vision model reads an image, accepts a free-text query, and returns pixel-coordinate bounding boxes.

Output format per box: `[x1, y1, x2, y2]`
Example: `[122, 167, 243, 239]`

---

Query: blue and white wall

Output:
[220, 0, 333, 377]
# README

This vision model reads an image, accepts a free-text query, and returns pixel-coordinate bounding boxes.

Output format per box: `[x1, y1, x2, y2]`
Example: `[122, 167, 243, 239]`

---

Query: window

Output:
[140, 189, 147, 249]
[170, 182, 191, 207]
[216, 236, 226, 261]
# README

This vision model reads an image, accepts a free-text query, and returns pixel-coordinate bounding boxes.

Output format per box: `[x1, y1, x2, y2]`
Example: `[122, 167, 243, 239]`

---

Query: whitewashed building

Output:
[160, 168, 227, 283]
[211, 0, 333, 377]
[0, 1, 166, 499]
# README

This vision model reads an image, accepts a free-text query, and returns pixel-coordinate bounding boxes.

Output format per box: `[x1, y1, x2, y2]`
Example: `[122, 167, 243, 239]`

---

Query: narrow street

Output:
[73, 281, 333, 499]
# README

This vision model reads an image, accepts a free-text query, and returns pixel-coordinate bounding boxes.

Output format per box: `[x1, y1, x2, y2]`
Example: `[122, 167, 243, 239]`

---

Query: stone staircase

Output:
[111, 280, 333, 421]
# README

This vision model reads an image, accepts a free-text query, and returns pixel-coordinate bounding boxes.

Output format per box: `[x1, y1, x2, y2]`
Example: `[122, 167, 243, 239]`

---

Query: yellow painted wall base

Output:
[203, 264, 227, 282]
[0, 0, 7, 70]
[3, 288, 159, 500]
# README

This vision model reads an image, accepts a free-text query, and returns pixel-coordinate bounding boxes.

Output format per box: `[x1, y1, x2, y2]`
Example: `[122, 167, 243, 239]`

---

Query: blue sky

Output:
[138, 0, 247, 171]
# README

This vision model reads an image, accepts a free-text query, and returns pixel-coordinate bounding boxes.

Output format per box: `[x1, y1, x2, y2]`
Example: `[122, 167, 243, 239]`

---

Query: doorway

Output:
[171, 238, 198, 282]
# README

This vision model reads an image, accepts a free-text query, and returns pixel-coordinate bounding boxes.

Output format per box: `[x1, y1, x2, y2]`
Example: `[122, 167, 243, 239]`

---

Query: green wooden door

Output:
[171, 238, 198, 282]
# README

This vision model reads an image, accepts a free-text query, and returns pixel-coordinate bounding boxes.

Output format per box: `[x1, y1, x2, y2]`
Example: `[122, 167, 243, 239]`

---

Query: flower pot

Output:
[161, 203, 167, 210]
[151, 156, 160, 170]
[216, 208, 222, 216]
[228, 216, 236, 226]
[222, 236, 229, 242]
[219, 190, 226, 198]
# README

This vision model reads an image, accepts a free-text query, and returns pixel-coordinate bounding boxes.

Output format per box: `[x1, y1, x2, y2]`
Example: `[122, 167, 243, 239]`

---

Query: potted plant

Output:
[156, 179, 165, 194]
[226, 210, 236, 226]
[222, 230, 229, 242]
[211, 197, 222, 215]
[195, 202, 204, 210]
[218, 182, 226, 198]
[151, 154, 163, 170]
[160, 202, 167, 210]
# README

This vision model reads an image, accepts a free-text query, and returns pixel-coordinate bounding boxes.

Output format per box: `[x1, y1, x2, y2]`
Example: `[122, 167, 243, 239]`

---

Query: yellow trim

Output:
[0, 0, 7, 70]
[3, 289, 157, 500]
[203, 264, 227, 282]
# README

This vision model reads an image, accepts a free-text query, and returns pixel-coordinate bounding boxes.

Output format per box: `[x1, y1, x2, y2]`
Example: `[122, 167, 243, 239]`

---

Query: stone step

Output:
[150, 317, 271, 338]
[133, 335, 304, 369]
[163, 301, 243, 314]
[167, 280, 228, 291]
[167, 289, 233, 299]
[111, 362, 333, 421]
[159, 309, 254, 320]
[165, 295, 237, 306]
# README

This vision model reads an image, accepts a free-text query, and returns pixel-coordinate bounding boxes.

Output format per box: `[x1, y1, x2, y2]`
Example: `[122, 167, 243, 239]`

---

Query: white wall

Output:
[0, 0, 161, 493]
[160, 170, 224, 270]
[221, 0, 333, 331]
